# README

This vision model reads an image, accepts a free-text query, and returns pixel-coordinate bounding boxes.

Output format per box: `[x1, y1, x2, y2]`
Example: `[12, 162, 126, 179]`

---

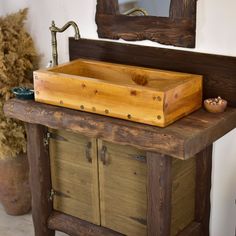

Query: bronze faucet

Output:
[49, 20, 80, 66]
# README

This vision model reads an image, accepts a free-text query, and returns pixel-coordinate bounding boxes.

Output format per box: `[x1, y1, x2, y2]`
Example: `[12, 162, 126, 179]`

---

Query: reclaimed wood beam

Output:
[25, 124, 55, 236]
[4, 99, 236, 160]
[147, 152, 172, 236]
[195, 145, 212, 236]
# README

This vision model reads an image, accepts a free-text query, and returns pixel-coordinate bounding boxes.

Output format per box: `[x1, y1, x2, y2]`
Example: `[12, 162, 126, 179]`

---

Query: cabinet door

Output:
[49, 129, 100, 225]
[98, 140, 147, 236]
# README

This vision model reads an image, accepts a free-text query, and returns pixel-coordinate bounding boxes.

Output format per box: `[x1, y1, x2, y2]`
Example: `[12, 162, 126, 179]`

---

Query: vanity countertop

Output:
[4, 98, 236, 160]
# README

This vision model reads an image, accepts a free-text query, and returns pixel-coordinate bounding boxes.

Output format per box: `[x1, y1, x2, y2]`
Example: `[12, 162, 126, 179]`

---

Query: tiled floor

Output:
[0, 204, 66, 236]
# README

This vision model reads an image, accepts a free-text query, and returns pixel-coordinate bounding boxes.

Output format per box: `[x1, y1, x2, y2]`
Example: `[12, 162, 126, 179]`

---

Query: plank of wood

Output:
[49, 129, 100, 225]
[25, 124, 55, 236]
[34, 59, 202, 127]
[195, 145, 212, 236]
[170, 0, 197, 18]
[177, 222, 202, 236]
[98, 140, 147, 236]
[147, 152, 172, 236]
[171, 157, 196, 235]
[48, 211, 123, 236]
[69, 38, 236, 107]
[4, 99, 236, 159]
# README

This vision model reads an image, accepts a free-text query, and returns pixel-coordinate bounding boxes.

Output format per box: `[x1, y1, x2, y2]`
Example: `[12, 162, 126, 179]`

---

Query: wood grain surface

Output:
[49, 137, 198, 236]
[147, 152, 172, 236]
[25, 124, 55, 236]
[4, 99, 236, 160]
[98, 140, 147, 236]
[96, 0, 197, 47]
[171, 157, 196, 235]
[34, 59, 202, 127]
[195, 145, 212, 236]
[177, 222, 202, 236]
[69, 38, 236, 108]
[49, 129, 100, 225]
[48, 211, 123, 236]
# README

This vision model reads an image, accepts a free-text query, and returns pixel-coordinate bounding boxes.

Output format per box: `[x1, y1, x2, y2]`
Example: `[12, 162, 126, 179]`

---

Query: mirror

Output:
[118, 0, 171, 17]
[96, 0, 197, 48]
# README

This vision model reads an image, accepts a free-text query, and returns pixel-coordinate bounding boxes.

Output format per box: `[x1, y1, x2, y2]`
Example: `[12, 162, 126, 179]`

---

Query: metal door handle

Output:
[85, 142, 92, 163]
[100, 145, 108, 165]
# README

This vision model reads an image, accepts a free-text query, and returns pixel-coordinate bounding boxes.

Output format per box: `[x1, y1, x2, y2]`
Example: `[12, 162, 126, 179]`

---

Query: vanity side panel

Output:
[171, 157, 196, 235]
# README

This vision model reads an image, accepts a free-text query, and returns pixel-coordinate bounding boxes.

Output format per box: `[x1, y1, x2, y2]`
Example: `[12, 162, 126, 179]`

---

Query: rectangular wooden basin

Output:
[34, 59, 202, 127]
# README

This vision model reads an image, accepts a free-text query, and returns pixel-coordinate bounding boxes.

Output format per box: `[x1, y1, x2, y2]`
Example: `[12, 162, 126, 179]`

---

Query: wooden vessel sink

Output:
[34, 59, 202, 127]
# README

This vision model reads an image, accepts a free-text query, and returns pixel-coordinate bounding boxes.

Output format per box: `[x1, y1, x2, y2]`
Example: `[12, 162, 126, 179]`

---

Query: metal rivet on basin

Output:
[92, 107, 96, 111]
[157, 115, 162, 120]
[153, 96, 156, 100]
[60, 100, 63, 105]
[127, 114, 132, 119]
[105, 109, 109, 114]
[80, 105, 84, 110]
[94, 90, 98, 94]
[82, 83, 86, 88]
[157, 96, 162, 102]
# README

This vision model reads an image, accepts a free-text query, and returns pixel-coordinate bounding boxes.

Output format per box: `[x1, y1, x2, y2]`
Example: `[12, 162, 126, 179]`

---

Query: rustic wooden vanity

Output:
[4, 39, 236, 236]
[4, 98, 236, 236]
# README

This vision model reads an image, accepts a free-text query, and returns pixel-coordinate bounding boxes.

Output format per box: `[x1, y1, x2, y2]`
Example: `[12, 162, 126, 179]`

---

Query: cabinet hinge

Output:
[43, 132, 51, 147]
[49, 189, 55, 201]
[135, 155, 146, 162]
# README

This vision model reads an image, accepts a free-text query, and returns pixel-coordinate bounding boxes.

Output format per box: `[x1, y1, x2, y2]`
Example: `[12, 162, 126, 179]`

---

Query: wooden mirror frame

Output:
[96, 0, 197, 48]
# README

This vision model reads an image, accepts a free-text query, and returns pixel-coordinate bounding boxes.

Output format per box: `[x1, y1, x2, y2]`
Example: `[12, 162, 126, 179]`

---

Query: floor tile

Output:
[0, 204, 67, 236]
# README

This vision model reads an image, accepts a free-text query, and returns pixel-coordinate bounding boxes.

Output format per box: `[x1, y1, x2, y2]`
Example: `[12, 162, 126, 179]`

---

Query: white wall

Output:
[1, 0, 236, 235]
[211, 129, 236, 236]
[2, 0, 98, 67]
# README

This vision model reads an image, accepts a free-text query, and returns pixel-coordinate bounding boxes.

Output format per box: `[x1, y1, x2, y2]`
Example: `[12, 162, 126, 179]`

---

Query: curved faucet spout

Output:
[50, 20, 80, 66]
[50, 21, 80, 39]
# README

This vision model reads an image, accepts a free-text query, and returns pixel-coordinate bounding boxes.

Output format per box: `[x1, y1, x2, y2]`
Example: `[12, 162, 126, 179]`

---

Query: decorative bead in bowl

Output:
[12, 87, 34, 100]
[204, 97, 227, 113]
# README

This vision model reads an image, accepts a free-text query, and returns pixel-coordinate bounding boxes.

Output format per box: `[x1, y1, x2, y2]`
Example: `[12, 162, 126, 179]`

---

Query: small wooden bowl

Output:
[204, 98, 227, 113]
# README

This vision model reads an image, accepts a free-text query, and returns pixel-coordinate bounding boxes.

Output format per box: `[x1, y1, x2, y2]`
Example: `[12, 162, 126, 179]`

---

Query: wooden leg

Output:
[195, 145, 213, 236]
[26, 124, 55, 236]
[147, 152, 172, 236]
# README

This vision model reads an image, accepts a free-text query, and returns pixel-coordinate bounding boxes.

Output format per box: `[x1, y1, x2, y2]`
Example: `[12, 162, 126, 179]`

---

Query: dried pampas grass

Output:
[0, 8, 38, 159]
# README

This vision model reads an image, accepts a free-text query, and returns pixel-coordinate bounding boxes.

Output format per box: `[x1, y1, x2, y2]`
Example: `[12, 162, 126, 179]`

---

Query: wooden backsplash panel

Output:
[69, 38, 236, 107]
